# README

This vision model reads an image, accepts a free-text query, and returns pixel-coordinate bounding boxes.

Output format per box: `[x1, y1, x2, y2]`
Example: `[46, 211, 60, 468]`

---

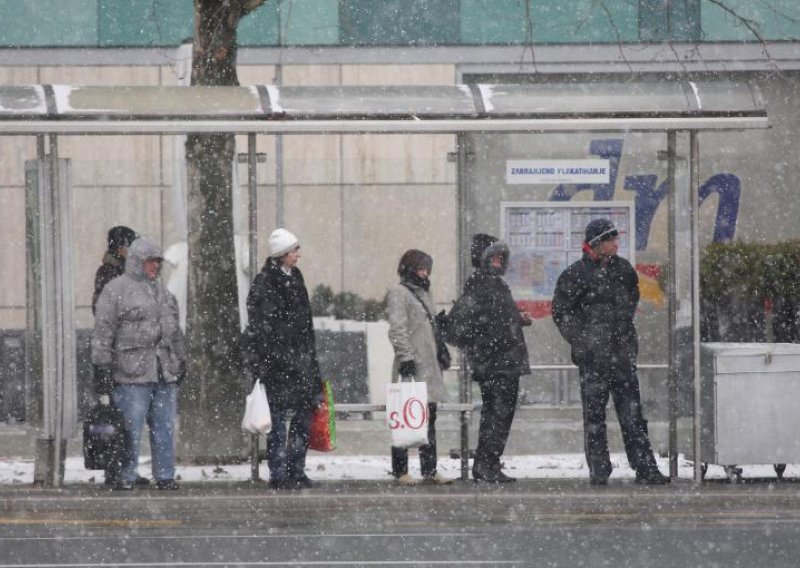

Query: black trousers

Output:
[578, 359, 658, 479]
[391, 403, 438, 478]
[474, 373, 520, 470]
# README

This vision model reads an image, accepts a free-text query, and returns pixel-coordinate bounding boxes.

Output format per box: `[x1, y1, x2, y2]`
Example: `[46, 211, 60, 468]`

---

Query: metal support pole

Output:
[49, 134, 66, 488]
[455, 133, 471, 481]
[275, 3, 285, 228]
[29, 135, 46, 423]
[666, 131, 679, 478]
[690, 130, 703, 484]
[31, 134, 73, 488]
[247, 134, 258, 275]
[247, 133, 260, 482]
[276, 135, 284, 227]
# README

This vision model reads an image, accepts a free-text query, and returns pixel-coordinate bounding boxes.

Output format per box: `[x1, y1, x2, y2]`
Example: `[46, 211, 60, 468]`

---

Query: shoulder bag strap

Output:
[400, 283, 437, 330]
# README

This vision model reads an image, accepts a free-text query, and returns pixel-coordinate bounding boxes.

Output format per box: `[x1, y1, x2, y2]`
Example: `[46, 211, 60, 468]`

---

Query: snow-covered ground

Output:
[0, 453, 795, 485]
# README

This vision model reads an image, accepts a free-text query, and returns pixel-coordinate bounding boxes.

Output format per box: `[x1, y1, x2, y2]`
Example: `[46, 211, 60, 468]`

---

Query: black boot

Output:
[635, 469, 670, 485]
[473, 462, 514, 483]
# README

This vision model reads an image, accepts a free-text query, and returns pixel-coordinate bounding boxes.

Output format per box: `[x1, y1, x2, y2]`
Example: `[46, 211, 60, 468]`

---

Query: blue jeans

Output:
[266, 406, 313, 482]
[113, 382, 177, 483]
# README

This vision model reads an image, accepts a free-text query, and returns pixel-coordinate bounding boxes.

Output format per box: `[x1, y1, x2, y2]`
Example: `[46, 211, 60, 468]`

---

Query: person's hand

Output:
[98, 394, 111, 406]
[313, 386, 325, 409]
[519, 310, 533, 327]
[398, 360, 416, 379]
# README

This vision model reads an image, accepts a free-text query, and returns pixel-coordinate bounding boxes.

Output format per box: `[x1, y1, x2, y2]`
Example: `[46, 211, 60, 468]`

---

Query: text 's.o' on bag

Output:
[386, 379, 429, 448]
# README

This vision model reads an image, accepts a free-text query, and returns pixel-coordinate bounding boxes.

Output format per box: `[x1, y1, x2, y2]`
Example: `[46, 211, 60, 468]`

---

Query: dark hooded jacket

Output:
[551, 250, 639, 368]
[242, 259, 322, 409]
[92, 252, 125, 315]
[447, 236, 530, 379]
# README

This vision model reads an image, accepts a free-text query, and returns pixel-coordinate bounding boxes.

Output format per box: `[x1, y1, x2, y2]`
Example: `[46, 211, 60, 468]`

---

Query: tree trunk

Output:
[182, 0, 265, 460]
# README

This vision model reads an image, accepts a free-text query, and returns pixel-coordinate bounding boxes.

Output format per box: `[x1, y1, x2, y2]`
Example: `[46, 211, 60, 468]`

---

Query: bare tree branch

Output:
[703, 0, 769, 49]
[702, 0, 800, 80]
[594, 0, 635, 75]
[516, 0, 537, 72]
[752, 0, 800, 27]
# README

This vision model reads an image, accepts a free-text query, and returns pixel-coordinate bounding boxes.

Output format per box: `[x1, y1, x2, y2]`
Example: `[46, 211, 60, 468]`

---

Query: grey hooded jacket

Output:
[92, 238, 186, 384]
[386, 281, 447, 402]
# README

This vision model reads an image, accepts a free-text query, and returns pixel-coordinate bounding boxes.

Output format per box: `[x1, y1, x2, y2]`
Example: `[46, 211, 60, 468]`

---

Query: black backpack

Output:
[83, 402, 130, 474]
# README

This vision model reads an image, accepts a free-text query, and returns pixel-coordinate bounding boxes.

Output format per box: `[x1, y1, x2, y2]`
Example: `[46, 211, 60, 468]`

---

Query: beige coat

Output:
[386, 282, 446, 402]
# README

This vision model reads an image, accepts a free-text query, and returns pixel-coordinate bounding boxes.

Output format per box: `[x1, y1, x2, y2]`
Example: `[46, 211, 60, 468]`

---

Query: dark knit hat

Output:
[584, 218, 618, 246]
[397, 249, 433, 277]
[107, 226, 138, 251]
[470, 233, 498, 268]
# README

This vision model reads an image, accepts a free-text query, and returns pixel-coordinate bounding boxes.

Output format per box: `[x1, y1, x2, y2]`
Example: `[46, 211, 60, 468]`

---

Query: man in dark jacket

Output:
[448, 234, 531, 483]
[552, 218, 669, 485]
[92, 226, 138, 314]
[242, 228, 323, 490]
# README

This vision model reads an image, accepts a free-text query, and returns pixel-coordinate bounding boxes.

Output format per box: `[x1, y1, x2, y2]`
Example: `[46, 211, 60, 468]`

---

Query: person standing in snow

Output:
[551, 218, 669, 485]
[386, 249, 452, 485]
[92, 237, 186, 491]
[242, 228, 323, 490]
[91, 225, 152, 487]
[446, 234, 531, 483]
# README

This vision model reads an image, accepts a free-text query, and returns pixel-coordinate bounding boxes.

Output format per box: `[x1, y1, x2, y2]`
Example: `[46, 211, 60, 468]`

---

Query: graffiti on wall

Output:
[548, 138, 741, 250]
[516, 138, 741, 316]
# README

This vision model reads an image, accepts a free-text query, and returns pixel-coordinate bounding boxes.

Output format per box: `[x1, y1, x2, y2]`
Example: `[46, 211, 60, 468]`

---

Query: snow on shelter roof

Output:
[0, 81, 767, 134]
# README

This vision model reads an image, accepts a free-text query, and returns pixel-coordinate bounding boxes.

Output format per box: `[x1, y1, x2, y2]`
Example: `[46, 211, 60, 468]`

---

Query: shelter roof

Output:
[0, 81, 767, 134]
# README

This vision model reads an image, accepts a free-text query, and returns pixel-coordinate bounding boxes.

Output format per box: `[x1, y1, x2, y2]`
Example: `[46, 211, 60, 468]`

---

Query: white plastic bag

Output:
[386, 380, 429, 448]
[241, 382, 271, 434]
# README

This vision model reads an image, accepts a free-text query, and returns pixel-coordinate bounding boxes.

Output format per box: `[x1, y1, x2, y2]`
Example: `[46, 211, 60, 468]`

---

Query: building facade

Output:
[1, 3, 799, 415]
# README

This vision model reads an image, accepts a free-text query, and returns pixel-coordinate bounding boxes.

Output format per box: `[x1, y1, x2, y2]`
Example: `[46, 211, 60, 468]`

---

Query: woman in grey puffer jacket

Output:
[386, 249, 450, 485]
[92, 237, 186, 490]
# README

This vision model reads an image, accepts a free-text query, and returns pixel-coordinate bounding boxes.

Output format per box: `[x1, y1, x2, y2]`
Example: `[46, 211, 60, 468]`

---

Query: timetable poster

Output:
[501, 202, 634, 302]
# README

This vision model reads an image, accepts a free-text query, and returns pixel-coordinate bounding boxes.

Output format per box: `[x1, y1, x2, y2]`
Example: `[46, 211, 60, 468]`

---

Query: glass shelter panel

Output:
[462, 129, 675, 455]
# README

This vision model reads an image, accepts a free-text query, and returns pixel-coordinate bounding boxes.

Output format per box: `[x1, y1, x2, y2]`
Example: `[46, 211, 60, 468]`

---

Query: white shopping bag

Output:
[386, 380, 429, 448]
[241, 382, 272, 434]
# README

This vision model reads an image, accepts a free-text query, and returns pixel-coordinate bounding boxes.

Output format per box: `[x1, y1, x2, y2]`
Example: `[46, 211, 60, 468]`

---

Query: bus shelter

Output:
[0, 81, 767, 485]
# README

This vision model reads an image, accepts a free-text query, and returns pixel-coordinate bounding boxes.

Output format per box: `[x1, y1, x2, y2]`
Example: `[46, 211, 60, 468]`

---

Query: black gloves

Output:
[398, 360, 416, 379]
[313, 384, 325, 409]
[434, 309, 452, 342]
[93, 365, 114, 396]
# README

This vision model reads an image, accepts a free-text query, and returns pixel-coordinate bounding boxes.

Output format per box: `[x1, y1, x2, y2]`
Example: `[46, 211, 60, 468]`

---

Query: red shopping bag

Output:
[309, 381, 337, 452]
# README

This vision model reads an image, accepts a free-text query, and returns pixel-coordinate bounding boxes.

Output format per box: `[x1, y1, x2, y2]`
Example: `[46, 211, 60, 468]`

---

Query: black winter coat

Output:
[92, 251, 125, 315]
[449, 268, 530, 380]
[242, 260, 322, 410]
[552, 252, 639, 368]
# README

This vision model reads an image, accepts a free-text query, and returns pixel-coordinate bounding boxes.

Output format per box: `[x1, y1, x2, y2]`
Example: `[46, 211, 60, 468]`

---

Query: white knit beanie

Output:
[268, 228, 299, 258]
